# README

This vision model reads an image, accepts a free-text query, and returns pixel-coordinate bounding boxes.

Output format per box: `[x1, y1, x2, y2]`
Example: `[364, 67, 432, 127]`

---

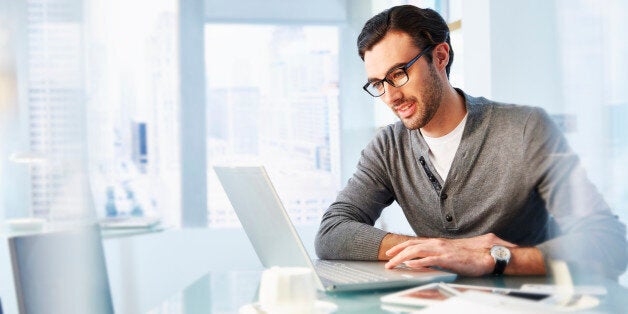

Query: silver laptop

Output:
[214, 166, 456, 292]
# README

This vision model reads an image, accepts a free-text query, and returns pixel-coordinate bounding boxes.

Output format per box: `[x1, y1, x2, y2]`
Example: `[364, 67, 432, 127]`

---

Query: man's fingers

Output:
[386, 239, 424, 256]
[385, 241, 442, 269]
[385, 247, 424, 268]
[404, 256, 441, 268]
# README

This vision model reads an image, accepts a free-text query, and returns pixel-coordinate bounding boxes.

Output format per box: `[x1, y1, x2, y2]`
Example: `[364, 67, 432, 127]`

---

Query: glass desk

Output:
[149, 269, 628, 314]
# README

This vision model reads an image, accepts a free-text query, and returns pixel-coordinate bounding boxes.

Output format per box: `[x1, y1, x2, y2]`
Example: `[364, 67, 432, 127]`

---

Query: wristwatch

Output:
[490, 245, 511, 275]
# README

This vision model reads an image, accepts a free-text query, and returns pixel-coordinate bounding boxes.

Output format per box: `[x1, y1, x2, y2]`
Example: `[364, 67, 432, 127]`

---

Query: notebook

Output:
[214, 166, 456, 292]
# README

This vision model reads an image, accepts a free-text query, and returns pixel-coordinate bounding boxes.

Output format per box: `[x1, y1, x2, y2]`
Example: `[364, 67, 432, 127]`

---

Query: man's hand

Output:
[384, 233, 519, 276]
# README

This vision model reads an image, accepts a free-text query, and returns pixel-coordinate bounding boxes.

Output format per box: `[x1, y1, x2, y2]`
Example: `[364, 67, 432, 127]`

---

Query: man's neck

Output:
[421, 86, 467, 138]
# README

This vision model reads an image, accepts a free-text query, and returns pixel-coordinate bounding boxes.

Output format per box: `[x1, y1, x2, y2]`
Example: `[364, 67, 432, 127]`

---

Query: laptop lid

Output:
[214, 166, 316, 270]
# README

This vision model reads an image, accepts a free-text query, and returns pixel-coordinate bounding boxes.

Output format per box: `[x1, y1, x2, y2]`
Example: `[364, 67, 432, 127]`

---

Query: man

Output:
[315, 5, 627, 278]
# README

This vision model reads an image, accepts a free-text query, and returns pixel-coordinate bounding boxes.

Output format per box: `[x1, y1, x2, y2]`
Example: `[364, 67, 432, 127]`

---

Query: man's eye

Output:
[390, 69, 406, 80]
[372, 81, 385, 91]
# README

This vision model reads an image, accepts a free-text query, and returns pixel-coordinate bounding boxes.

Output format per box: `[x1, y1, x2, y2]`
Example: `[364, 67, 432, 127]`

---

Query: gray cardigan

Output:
[315, 91, 627, 277]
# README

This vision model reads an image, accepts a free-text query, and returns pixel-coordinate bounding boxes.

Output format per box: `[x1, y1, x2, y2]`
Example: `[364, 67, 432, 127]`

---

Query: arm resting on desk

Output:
[382, 233, 546, 276]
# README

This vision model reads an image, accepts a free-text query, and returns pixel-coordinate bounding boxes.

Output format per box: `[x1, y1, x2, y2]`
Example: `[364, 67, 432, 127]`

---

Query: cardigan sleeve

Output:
[523, 107, 627, 278]
[314, 128, 395, 260]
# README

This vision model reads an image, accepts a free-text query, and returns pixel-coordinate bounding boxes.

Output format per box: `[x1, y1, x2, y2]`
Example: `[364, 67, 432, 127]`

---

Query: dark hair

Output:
[357, 5, 453, 77]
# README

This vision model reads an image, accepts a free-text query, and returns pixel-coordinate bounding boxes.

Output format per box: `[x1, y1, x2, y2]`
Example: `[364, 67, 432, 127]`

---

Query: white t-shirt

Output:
[423, 113, 468, 181]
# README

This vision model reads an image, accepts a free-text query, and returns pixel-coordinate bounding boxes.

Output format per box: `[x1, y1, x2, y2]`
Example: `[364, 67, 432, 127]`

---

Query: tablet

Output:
[381, 282, 551, 307]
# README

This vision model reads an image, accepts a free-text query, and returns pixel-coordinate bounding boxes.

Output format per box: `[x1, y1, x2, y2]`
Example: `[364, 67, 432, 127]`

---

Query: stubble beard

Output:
[400, 64, 443, 130]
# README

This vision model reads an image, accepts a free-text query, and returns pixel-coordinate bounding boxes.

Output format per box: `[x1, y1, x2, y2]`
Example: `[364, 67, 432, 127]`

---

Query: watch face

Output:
[491, 246, 511, 260]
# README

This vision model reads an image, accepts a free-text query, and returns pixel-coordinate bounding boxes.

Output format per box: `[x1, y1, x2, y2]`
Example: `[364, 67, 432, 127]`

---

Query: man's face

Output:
[364, 31, 444, 130]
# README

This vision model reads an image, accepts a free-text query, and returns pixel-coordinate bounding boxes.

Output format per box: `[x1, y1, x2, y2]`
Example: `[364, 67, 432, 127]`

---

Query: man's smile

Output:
[396, 101, 417, 119]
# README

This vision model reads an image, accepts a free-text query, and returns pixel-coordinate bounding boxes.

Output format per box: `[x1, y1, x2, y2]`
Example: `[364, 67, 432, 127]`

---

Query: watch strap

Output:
[492, 259, 507, 275]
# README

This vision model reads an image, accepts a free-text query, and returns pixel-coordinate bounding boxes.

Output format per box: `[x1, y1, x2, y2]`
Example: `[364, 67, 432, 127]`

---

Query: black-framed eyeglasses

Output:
[363, 45, 436, 97]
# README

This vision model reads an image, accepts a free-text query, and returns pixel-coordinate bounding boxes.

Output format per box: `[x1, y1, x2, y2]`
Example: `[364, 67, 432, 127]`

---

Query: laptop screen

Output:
[214, 166, 315, 269]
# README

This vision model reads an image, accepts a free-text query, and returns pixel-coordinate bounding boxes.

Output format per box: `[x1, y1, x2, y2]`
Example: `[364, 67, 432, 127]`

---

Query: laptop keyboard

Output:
[315, 260, 390, 284]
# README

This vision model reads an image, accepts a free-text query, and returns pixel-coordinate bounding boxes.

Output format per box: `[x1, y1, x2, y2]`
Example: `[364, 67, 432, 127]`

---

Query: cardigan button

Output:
[441, 193, 448, 200]
[445, 214, 453, 222]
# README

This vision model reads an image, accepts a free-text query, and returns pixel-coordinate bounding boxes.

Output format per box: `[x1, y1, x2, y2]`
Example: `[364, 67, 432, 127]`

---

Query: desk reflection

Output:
[149, 270, 628, 314]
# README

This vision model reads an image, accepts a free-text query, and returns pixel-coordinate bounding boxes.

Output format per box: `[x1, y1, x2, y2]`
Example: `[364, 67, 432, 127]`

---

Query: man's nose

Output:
[382, 83, 402, 105]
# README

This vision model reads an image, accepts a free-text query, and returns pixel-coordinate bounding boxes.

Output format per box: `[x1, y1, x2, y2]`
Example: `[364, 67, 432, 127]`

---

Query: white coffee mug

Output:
[258, 266, 317, 314]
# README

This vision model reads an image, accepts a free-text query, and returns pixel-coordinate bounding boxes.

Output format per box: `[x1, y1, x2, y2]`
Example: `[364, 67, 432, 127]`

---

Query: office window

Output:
[6, 0, 86, 220]
[205, 25, 341, 227]
[84, 0, 180, 224]
[554, 0, 628, 226]
[0, 0, 181, 225]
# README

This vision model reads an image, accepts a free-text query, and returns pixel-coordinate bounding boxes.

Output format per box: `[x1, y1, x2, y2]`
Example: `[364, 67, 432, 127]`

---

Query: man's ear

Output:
[432, 43, 450, 71]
